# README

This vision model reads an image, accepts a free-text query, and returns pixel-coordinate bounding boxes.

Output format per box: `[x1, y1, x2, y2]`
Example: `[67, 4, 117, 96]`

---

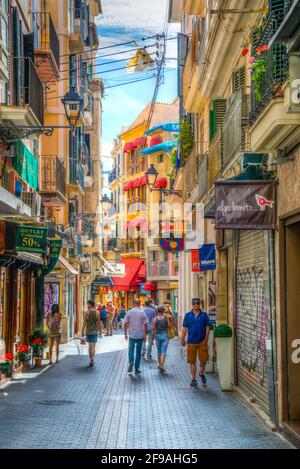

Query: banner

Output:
[16, 225, 48, 254]
[215, 180, 277, 229]
[159, 237, 185, 253]
[36, 240, 62, 277]
[192, 244, 217, 272]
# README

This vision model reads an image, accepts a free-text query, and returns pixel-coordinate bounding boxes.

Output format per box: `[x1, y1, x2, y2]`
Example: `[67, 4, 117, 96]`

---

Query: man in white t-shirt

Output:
[124, 299, 147, 375]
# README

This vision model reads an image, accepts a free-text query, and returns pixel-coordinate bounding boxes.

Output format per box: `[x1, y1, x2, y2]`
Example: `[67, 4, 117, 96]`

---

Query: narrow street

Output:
[0, 334, 292, 450]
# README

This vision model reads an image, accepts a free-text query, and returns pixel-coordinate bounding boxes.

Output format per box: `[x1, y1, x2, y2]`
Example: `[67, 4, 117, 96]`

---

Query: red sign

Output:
[192, 250, 201, 272]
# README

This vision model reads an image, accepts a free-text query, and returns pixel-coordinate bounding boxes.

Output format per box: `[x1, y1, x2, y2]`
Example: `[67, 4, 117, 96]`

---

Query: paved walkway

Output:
[0, 332, 293, 449]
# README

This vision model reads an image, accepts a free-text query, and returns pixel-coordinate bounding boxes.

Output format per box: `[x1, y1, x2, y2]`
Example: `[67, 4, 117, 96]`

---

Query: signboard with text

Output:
[15, 225, 48, 254]
[215, 180, 277, 230]
[192, 244, 217, 272]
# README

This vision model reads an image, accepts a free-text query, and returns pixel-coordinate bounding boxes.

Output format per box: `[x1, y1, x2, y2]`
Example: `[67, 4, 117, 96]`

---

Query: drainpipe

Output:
[268, 229, 278, 426]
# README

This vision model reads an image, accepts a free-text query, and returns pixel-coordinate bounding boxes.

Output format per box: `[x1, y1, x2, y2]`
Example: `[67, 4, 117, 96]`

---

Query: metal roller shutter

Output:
[236, 230, 270, 415]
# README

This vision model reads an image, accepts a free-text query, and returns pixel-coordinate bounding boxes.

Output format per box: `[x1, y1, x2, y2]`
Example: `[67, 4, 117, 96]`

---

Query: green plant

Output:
[214, 324, 233, 338]
[167, 149, 177, 179]
[252, 57, 266, 101]
[29, 329, 48, 346]
[179, 117, 193, 166]
[16, 344, 30, 362]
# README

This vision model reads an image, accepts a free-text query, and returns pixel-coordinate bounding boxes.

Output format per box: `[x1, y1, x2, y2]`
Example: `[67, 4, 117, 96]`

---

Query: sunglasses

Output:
[192, 302, 200, 305]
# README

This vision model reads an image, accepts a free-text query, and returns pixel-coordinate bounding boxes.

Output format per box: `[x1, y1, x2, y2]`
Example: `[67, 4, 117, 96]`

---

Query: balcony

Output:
[39, 156, 67, 207]
[108, 168, 117, 184]
[147, 260, 179, 281]
[208, 129, 222, 187]
[249, 13, 289, 127]
[183, 0, 205, 15]
[182, 18, 202, 112]
[69, 160, 85, 193]
[0, 58, 44, 126]
[198, 153, 208, 201]
[269, 0, 300, 52]
[30, 12, 60, 82]
[223, 91, 249, 166]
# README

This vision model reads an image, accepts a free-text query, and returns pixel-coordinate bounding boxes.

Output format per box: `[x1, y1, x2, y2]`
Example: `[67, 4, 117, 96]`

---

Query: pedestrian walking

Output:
[152, 305, 173, 373]
[81, 300, 102, 367]
[106, 301, 115, 336]
[120, 305, 126, 329]
[181, 298, 209, 387]
[46, 304, 61, 364]
[149, 298, 157, 313]
[142, 299, 156, 359]
[100, 304, 107, 332]
[124, 299, 147, 375]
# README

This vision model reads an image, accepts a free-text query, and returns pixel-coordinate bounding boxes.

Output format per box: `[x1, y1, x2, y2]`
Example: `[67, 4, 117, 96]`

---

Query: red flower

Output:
[32, 338, 43, 345]
[242, 48, 249, 56]
[17, 344, 29, 353]
[3, 354, 14, 362]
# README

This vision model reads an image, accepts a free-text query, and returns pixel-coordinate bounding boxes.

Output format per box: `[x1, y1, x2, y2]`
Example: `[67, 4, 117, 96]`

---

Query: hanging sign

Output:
[35, 240, 62, 277]
[192, 244, 217, 272]
[215, 180, 277, 229]
[15, 225, 48, 254]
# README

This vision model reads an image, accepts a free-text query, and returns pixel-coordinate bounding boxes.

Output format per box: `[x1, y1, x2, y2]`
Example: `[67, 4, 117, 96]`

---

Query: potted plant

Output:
[16, 344, 30, 365]
[29, 329, 48, 367]
[214, 324, 233, 391]
[0, 353, 14, 376]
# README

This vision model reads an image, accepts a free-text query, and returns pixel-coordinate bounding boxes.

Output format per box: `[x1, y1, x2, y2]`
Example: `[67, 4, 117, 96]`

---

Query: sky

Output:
[95, 0, 180, 188]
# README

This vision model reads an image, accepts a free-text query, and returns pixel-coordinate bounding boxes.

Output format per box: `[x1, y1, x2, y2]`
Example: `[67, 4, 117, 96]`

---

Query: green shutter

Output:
[209, 99, 226, 142]
[13, 141, 39, 191]
[232, 67, 246, 94]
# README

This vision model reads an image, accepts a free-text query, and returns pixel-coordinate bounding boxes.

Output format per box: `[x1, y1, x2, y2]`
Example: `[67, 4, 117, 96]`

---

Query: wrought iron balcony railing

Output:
[39, 155, 66, 197]
[31, 12, 60, 70]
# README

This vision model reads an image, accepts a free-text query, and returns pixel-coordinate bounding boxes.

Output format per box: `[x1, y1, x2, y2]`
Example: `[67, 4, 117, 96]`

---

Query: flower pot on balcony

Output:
[0, 363, 12, 375]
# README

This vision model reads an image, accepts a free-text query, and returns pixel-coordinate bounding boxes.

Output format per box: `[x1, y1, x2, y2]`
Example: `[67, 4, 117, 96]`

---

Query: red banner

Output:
[192, 250, 201, 273]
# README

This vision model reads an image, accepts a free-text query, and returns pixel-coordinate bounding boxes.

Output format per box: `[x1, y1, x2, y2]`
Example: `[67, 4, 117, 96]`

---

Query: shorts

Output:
[156, 331, 169, 357]
[49, 335, 61, 342]
[86, 334, 98, 344]
[187, 341, 208, 365]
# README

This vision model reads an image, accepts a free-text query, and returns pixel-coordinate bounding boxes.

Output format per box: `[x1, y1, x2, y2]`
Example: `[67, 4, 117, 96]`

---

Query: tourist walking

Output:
[99, 304, 107, 332]
[46, 304, 61, 364]
[81, 300, 102, 367]
[120, 305, 126, 329]
[124, 299, 147, 375]
[152, 305, 173, 373]
[142, 299, 156, 359]
[106, 301, 115, 336]
[181, 298, 209, 387]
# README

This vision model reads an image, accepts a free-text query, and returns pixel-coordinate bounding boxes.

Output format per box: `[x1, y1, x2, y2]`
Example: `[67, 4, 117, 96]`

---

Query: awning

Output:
[133, 136, 147, 148]
[123, 181, 133, 191]
[2, 251, 45, 266]
[13, 141, 39, 191]
[154, 177, 168, 189]
[92, 275, 114, 287]
[138, 263, 146, 279]
[145, 122, 179, 135]
[58, 255, 78, 275]
[124, 176, 147, 191]
[144, 281, 157, 291]
[123, 142, 135, 152]
[150, 135, 163, 147]
[139, 139, 178, 155]
[112, 258, 144, 291]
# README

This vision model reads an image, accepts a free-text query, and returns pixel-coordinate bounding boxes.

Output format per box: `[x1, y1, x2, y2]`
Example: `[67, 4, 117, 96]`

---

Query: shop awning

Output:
[92, 275, 114, 287]
[144, 281, 157, 291]
[124, 176, 147, 191]
[112, 258, 144, 291]
[124, 142, 135, 152]
[133, 136, 147, 148]
[123, 181, 133, 191]
[150, 135, 163, 147]
[139, 139, 178, 155]
[145, 122, 179, 135]
[58, 255, 78, 275]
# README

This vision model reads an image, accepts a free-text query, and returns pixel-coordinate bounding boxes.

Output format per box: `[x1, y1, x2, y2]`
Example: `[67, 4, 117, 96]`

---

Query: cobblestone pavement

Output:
[0, 332, 293, 449]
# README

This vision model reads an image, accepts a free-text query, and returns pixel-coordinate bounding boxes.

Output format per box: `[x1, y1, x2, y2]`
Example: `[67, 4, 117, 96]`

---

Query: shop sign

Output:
[192, 244, 217, 272]
[36, 240, 62, 277]
[109, 263, 125, 277]
[15, 225, 48, 254]
[215, 180, 277, 230]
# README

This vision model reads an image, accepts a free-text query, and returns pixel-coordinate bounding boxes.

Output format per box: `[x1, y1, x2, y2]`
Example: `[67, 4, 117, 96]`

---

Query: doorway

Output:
[283, 219, 300, 436]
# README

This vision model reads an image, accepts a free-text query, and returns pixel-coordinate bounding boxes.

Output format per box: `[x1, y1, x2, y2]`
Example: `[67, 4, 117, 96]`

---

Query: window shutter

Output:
[209, 99, 226, 142]
[24, 33, 34, 60]
[12, 7, 21, 105]
[232, 67, 246, 94]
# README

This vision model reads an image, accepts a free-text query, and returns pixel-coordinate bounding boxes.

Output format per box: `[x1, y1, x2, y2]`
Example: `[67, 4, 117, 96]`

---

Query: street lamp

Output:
[145, 164, 158, 191]
[61, 86, 83, 129]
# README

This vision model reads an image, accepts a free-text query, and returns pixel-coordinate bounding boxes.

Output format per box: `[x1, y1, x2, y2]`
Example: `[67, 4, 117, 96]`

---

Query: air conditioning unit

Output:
[21, 192, 41, 217]
[284, 55, 300, 113]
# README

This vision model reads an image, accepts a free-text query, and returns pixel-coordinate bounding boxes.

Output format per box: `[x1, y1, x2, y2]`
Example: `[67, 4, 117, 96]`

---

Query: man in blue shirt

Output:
[181, 298, 209, 387]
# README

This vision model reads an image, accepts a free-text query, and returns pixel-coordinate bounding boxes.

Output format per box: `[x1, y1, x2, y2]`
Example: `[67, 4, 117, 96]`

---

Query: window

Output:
[158, 154, 163, 164]
[232, 67, 246, 94]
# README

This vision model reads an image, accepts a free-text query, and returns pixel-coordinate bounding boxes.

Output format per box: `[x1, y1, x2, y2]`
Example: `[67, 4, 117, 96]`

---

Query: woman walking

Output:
[47, 304, 61, 364]
[81, 300, 102, 367]
[152, 305, 173, 373]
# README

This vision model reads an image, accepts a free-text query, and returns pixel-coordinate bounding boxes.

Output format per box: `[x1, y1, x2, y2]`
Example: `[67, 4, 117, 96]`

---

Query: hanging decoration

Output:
[126, 48, 154, 73]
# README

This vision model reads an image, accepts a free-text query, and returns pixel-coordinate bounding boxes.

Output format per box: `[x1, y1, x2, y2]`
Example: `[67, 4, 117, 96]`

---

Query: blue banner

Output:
[199, 244, 216, 271]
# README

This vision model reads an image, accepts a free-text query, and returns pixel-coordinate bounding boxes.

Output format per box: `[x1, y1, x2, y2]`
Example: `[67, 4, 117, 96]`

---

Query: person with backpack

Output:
[46, 304, 61, 365]
[81, 300, 102, 367]
[152, 305, 173, 373]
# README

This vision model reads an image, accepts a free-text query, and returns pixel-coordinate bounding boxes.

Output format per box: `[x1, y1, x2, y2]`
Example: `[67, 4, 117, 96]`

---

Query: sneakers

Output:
[135, 369, 142, 375]
[200, 374, 207, 386]
[128, 363, 133, 373]
[190, 379, 198, 387]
